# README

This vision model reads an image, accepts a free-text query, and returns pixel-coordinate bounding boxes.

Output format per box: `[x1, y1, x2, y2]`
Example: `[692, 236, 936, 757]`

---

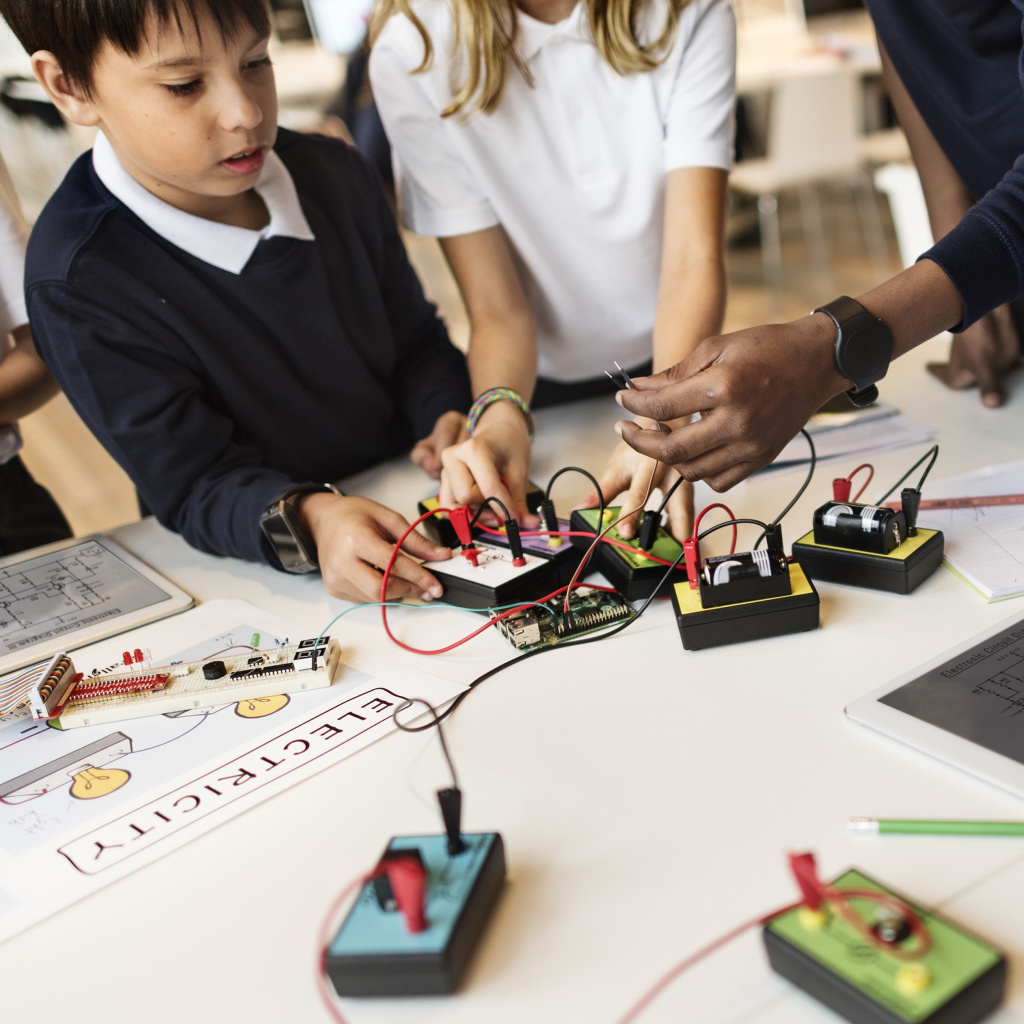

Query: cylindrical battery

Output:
[812, 501, 906, 554]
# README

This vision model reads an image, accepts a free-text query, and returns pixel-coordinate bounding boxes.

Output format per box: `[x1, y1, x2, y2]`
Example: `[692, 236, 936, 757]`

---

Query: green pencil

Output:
[849, 817, 1024, 836]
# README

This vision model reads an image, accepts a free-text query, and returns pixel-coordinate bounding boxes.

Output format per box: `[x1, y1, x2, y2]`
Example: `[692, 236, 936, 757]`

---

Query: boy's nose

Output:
[220, 82, 264, 133]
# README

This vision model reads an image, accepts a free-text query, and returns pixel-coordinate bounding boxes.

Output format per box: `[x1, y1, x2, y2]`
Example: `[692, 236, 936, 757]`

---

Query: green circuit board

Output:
[489, 588, 632, 651]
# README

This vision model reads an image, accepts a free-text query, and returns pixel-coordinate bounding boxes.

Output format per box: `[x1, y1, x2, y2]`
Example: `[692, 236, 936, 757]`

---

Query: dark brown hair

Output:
[0, 0, 271, 95]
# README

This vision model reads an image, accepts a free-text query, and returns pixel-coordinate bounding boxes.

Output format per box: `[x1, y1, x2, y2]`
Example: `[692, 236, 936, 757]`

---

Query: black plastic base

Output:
[426, 545, 562, 611]
[568, 507, 687, 600]
[326, 832, 506, 997]
[792, 529, 944, 595]
[671, 563, 819, 650]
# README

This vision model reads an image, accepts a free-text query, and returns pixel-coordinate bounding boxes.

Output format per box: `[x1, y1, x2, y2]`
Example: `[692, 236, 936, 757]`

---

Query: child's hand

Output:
[438, 401, 537, 526]
[297, 493, 450, 604]
[411, 410, 467, 478]
[590, 429, 694, 543]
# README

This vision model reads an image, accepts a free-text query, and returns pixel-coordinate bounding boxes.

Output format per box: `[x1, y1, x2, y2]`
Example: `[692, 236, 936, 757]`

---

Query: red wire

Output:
[476, 523, 681, 568]
[378, 511, 622, 655]
[613, 900, 802, 1024]
[315, 872, 372, 1024]
[846, 463, 874, 503]
[690, 503, 737, 553]
[614, 880, 932, 1023]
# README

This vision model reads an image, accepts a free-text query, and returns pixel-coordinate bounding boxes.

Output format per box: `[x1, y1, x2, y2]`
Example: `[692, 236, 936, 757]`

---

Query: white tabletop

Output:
[4, 334, 1024, 1024]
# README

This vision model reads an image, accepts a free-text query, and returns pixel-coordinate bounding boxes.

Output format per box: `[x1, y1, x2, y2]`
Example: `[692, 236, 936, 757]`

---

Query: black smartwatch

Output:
[259, 484, 341, 574]
[813, 295, 893, 407]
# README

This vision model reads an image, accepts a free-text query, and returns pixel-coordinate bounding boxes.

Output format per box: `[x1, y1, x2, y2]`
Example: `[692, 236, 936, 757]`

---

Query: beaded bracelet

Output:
[465, 387, 535, 439]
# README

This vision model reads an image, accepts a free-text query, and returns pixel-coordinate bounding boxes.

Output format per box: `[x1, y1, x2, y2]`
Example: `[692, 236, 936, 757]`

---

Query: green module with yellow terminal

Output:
[765, 867, 1006, 1024]
[569, 505, 687, 599]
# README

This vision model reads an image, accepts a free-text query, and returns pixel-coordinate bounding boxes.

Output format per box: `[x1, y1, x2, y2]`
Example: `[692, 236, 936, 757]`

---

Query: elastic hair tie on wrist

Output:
[465, 387, 535, 439]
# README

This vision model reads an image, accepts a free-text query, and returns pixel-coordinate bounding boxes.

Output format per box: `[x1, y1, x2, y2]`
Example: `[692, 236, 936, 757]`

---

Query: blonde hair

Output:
[370, 0, 692, 117]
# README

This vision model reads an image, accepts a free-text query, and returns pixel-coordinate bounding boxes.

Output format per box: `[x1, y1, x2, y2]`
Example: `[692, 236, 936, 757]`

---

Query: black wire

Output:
[398, 549, 688, 734]
[698, 518, 771, 543]
[656, 473, 686, 516]
[469, 495, 512, 528]
[876, 444, 940, 505]
[755, 428, 816, 549]
[393, 698, 459, 789]
[544, 466, 604, 529]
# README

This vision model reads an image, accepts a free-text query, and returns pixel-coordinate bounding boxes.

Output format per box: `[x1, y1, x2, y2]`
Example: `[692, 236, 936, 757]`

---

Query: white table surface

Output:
[5, 334, 1024, 1024]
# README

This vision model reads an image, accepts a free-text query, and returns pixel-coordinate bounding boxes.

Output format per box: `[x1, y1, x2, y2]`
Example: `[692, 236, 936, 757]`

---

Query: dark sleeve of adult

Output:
[27, 283, 293, 564]
[924, 156, 1024, 331]
[353, 152, 472, 437]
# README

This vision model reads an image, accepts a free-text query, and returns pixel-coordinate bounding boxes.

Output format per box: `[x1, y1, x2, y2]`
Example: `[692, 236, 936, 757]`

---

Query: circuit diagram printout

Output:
[0, 540, 170, 657]
[881, 620, 1024, 764]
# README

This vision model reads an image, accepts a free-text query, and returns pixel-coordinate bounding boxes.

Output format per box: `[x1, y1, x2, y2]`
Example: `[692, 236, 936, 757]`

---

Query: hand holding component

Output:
[438, 400, 537, 527]
[614, 316, 848, 491]
[298, 493, 450, 604]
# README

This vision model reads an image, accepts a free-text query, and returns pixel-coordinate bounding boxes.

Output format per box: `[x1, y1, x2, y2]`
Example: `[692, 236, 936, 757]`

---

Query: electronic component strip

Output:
[53, 636, 342, 729]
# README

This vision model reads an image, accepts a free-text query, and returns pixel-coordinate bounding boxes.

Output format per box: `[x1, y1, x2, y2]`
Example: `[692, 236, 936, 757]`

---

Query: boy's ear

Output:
[30, 51, 100, 127]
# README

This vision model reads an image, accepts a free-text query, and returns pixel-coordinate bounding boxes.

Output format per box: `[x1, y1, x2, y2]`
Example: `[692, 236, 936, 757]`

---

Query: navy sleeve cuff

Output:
[920, 158, 1024, 331]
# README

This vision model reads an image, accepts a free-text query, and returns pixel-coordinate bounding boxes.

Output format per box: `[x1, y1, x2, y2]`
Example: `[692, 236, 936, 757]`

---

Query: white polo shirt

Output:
[0, 151, 30, 464]
[370, 0, 735, 382]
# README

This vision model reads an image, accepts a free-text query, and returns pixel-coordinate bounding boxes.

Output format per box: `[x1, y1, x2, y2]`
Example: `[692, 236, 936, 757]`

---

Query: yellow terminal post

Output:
[548, 535, 562, 548]
[601, 509, 613, 525]
[895, 963, 932, 996]
[797, 906, 829, 931]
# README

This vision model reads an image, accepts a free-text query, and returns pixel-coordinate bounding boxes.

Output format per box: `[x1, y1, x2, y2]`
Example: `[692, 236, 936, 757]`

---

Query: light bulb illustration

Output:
[235, 694, 290, 718]
[69, 767, 131, 800]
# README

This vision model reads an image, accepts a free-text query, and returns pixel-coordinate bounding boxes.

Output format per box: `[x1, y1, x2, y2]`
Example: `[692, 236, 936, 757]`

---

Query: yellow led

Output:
[895, 963, 931, 996]
[797, 906, 829, 931]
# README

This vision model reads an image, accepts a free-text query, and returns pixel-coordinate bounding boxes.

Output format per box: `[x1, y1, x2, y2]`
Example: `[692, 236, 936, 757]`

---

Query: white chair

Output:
[730, 65, 890, 305]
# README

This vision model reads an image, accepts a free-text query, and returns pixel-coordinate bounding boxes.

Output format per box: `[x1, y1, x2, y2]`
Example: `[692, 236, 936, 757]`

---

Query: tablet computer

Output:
[0, 535, 193, 675]
[846, 610, 1024, 800]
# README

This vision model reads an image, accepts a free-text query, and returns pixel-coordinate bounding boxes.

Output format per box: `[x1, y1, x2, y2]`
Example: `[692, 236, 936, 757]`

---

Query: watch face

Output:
[261, 506, 318, 573]
[841, 315, 892, 382]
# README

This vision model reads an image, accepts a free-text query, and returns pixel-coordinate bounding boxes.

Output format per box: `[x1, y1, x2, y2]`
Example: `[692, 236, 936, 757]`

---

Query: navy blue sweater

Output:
[26, 130, 470, 566]
[865, 0, 1024, 329]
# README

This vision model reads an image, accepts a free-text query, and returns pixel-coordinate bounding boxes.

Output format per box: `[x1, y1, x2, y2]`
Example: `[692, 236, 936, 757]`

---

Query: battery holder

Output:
[764, 867, 1006, 1024]
[326, 832, 506, 997]
[568, 506, 687, 600]
[670, 562, 819, 650]
[792, 528, 944, 595]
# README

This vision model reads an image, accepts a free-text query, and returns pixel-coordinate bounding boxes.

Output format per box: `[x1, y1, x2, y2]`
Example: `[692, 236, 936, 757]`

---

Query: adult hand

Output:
[298, 493, 450, 604]
[410, 410, 466, 478]
[589, 428, 694, 542]
[438, 400, 537, 526]
[926, 303, 1021, 408]
[615, 315, 849, 490]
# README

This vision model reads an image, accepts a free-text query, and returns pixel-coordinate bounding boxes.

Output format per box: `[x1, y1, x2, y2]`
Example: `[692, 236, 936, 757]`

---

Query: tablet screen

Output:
[0, 537, 190, 672]
[879, 619, 1024, 765]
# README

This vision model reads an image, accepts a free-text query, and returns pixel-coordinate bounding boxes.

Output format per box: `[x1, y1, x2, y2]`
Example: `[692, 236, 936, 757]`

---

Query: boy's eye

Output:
[165, 79, 201, 97]
[245, 56, 273, 72]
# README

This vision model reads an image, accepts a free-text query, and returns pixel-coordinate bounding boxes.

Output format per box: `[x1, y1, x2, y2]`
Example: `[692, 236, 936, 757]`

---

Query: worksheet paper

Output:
[768, 413, 935, 470]
[916, 460, 1024, 601]
[0, 599, 464, 944]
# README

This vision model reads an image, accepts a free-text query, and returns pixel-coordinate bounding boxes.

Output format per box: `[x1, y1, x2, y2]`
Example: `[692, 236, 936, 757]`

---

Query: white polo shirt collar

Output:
[516, 3, 589, 60]
[92, 131, 315, 274]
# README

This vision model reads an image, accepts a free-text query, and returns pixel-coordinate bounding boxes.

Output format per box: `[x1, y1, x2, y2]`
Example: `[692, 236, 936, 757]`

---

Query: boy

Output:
[0, 0, 468, 602]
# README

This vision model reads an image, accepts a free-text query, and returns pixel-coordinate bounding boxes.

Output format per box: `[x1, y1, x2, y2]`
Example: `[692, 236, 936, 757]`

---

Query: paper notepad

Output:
[917, 460, 1024, 601]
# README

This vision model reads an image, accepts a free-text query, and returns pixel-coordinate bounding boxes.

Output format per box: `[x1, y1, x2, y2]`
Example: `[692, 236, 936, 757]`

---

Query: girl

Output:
[369, 0, 734, 538]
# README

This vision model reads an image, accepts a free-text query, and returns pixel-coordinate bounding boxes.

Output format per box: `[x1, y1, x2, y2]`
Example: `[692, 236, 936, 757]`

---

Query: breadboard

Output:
[55, 637, 341, 729]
